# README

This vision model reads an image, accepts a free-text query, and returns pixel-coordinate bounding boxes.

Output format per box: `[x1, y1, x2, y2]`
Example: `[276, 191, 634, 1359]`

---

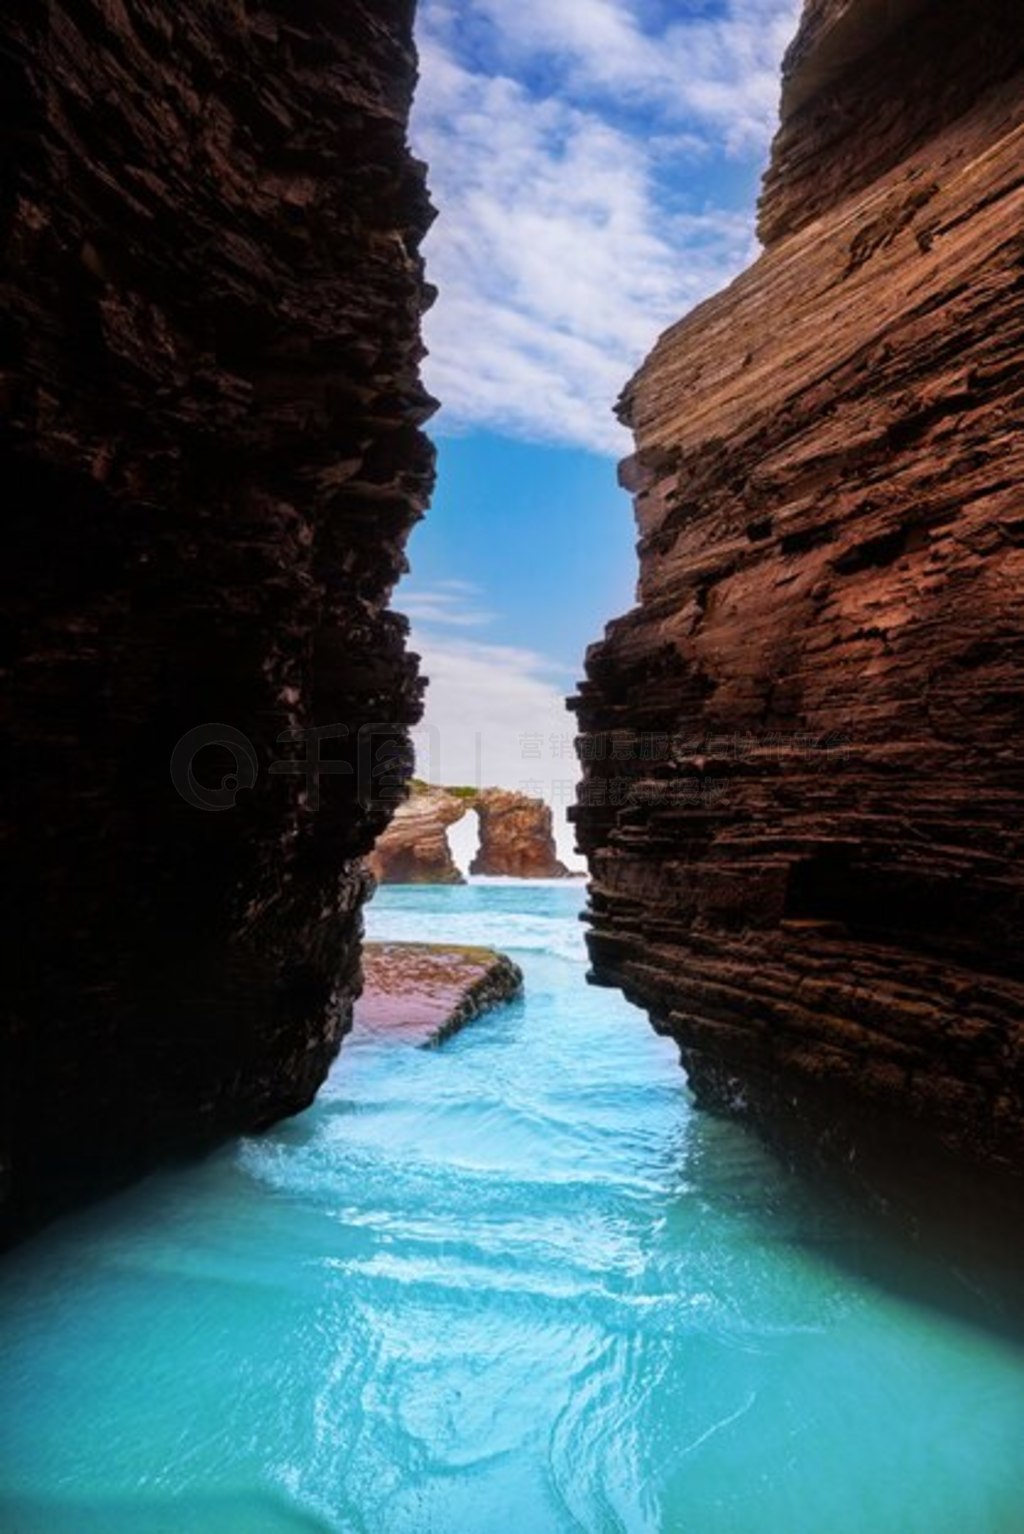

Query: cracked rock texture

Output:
[572, 0, 1024, 1210]
[2, 0, 435, 1234]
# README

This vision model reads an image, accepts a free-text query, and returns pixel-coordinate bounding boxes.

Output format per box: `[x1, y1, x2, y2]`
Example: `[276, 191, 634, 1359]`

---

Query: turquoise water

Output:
[1, 882, 1022, 1533]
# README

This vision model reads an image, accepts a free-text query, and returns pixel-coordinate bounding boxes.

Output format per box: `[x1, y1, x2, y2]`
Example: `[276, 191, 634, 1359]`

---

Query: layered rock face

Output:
[572, 0, 1024, 1208]
[470, 789, 572, 879]
[2, 0, 435, 1232]
[365, 787, 467, 884]
[368, 786, 572, 881]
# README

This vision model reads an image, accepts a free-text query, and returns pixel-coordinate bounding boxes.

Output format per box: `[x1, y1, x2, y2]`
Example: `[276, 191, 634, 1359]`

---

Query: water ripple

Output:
[1, 883, 1023, 1533]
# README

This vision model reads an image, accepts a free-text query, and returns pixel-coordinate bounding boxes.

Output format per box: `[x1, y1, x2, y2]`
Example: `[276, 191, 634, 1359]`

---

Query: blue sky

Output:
[405, 434, 636, 672]
[400, 0, 800, 857]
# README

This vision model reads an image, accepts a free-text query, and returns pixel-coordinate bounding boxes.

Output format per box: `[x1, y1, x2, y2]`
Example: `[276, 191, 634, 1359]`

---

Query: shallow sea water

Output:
[1, 882, 1022, 1533]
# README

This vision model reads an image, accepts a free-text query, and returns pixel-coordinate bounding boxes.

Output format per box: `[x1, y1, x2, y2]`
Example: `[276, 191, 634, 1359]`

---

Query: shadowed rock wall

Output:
[572, 0, 1024, 1212]
[2, 0, 435, 1233]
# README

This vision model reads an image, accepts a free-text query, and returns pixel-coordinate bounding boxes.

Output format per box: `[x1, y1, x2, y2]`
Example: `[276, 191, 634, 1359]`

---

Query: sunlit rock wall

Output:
[572, 0, 1024, 1208]
[469, 789, 572, 879]
[366, 788, 468, 885]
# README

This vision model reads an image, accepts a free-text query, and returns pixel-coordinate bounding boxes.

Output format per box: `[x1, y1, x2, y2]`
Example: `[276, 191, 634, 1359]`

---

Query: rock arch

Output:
[367, 786, 572, 883]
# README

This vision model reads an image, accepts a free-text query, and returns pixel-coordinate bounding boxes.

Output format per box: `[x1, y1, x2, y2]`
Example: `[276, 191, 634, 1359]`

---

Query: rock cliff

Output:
[470, 789, 572, 879]
[572, 0, 1024, 1211]
[365, 787, 467, 884]
[2, 0, 435, 1234]
[368, 785, 572, 882]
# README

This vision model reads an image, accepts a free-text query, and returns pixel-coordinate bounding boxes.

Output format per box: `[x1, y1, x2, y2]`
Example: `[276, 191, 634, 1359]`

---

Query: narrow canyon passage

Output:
[3, 0, 1022, 1526]
[2, 884, 1022, 1534]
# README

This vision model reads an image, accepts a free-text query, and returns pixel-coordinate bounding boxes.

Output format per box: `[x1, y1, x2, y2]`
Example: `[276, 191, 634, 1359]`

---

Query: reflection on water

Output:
[1, 883, 1022, 1533]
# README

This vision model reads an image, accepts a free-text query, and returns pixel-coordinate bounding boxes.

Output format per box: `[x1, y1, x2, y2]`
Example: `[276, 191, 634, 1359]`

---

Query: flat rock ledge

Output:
[353, 944, 524, 1048]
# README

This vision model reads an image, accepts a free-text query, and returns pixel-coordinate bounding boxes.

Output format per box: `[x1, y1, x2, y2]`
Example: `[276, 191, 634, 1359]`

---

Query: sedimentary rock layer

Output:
[367, 785, 572, 882]
[572, 0, 1024, 1205]
[366, 787, 468, 884]
[2, 0, 435, 1233]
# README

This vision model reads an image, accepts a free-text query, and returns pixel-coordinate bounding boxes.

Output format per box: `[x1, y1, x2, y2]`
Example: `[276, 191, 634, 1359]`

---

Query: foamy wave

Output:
[467, 875, 587, 887]
[363, 906, 586, 963]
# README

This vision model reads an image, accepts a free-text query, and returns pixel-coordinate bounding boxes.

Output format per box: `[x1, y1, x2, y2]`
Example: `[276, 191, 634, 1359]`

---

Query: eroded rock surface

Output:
[2, 0, 435, 1234]
[470, 789, 572, 879]
[572, 0, 1024, 1209]
[354, 943, 523, 1048]
[365, 787, 468, 885]
[368, 785, 573, 882]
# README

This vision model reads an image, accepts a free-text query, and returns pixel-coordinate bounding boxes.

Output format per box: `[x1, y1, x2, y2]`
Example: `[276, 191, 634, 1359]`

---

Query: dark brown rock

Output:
[760, 0, 1021, 246]
[2, 0, 435, 1235]
[572, 0, 1024, 1217]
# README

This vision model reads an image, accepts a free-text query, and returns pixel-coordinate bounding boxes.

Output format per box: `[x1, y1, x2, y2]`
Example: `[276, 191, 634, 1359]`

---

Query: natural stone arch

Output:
[366, 785, 572, 883]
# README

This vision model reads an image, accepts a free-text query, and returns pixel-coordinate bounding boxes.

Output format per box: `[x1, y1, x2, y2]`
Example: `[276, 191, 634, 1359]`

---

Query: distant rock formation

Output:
[2, 0, 435, 1236]
[470, 789, 572, 879]
[365, 788, 467, 885]
[572, 0, 1024, 1210]
[368, 786, 573, 882]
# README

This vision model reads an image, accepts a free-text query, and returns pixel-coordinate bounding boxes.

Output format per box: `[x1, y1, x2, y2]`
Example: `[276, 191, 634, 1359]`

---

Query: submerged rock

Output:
[2, 0, 435, 1236]
[354, 942, 524, 1047]
[572, 0, 1024, 1216]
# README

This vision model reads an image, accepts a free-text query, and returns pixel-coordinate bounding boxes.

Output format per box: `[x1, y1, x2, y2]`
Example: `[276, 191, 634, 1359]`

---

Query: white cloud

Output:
[451, 0, 798, 149]
[412, 0, 799, 454]
[400, 583, 495, 627]
[409, 624, 585, 867]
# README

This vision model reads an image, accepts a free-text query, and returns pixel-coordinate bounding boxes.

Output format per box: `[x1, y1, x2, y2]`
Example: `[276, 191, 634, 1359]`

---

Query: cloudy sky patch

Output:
[413, 0, 799, 454]
[401, 1, 799, 841]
